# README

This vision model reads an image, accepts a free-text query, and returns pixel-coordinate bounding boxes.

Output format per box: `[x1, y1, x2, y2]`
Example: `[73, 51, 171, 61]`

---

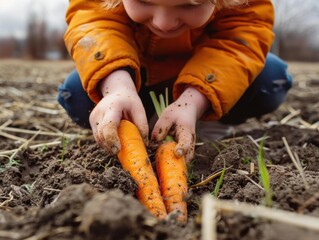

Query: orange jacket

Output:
[64, 0, 274, 120]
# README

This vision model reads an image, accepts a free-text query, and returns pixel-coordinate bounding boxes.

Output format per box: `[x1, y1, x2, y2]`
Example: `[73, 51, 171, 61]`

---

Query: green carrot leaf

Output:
[149, 89, 174, 142]
[165, 88, 169, 107]
[159, 94, 166, 113]
[150, 91, 162, 117]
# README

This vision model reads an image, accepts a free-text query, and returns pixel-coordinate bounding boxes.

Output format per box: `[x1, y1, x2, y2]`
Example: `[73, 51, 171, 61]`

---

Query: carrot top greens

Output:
[149, 89, 168, 117]
[149, 89, 174, 142]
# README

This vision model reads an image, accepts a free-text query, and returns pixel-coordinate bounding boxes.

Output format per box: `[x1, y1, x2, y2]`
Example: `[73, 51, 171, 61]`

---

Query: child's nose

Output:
[152, 9, 179, 32]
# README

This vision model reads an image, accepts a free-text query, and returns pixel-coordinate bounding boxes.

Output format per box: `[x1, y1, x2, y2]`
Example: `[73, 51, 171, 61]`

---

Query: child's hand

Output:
[151, 87, 209, 163]
[89, 70, 149, 155]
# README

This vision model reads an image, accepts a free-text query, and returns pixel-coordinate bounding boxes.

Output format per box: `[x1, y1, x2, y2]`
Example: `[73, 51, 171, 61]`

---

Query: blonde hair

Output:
[102, 0, 248, 10]
[214, 0, 248, 9]
[102, 0, 122, 9]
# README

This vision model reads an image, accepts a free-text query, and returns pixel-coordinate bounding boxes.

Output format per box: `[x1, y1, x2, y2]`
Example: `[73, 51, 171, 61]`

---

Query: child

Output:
[58, 0, 292, 162]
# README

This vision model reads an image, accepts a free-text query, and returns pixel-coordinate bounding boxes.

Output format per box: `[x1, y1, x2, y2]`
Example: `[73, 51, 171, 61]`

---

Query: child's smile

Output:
[122, 0, 215, 38]
[146, 22, 186, 38]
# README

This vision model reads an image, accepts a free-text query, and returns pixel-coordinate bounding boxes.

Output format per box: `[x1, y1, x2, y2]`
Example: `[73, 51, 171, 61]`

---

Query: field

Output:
[0, 60, 319, 240]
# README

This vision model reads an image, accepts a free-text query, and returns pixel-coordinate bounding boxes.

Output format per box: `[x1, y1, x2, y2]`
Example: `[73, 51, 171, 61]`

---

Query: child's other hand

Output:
[89, 70, 149, 155]
[151, 87, 209, 163]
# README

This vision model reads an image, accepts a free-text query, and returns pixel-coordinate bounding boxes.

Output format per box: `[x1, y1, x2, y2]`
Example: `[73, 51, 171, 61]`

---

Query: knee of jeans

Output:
[58, 95, 91, 128]
[57, 85, 71, 110]
[261, 54, 293, 94]
[261, 75, 293, 96]
[57, 74, 93, 129]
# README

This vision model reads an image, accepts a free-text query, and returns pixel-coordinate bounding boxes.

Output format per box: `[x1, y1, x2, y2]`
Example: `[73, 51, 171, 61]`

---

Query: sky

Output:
[272, 0, 319, 47]
[0, 0, 319, 46]
[0, 0, 68, 39]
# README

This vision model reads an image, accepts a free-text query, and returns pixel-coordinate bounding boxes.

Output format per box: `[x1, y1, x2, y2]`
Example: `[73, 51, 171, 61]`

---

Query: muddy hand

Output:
[152, 87, 209, 162]
[90, 70, 149, 155]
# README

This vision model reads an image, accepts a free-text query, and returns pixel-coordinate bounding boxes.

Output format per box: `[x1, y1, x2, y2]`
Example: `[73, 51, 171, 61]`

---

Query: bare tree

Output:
[54, 29, 69, 60]
[0, 37, 19, 58]
[25, 6, 47, 59]
[46, 29, 69, 60]
[272, 0, 319, 60]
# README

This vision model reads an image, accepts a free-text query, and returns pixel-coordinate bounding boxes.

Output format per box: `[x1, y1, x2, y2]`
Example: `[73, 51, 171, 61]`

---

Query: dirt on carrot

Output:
[156, 141, 188, 223]
[117, 119, 167, 219]
[149, 90, 189, 223]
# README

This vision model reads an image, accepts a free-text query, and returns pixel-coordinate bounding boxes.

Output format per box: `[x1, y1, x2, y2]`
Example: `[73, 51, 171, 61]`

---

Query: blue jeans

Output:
[58, 53, 293, 128]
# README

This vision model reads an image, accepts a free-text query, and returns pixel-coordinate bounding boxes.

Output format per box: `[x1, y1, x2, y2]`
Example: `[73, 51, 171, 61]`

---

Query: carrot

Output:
[117, 119, 167, 219]
[156, 141, 188, 223]
[150, 90, 189, 223]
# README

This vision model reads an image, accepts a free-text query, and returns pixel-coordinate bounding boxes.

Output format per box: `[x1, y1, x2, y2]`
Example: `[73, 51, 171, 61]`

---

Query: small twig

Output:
[35, 122, 63, 134]
[236, 170, 264, 191]
[6, 130, 37, 162]
[254, 136, 270, 143]
[0, 141, 61, 155]
[8, 131, 40, 161]
[205, 195, 319, 232]
[0, 230, 21, 240]
[29, 105, 61, 115]
[236, 169, 249, 175]
[250, 162, 255, 174]
[247, 135, 270, 151]
[298, 119, 313, 129]
[0, 119, 13, 128]
[7, 86, 23, 96]
[282, 137, 309, 189]
[220, 136, 245, 143]
[0, 131, 27, 142]
[227, 200, 319, 231]
[189, 166, 233, 188]
[280, 107, 301, 124]
[195, 142, 205, 146]
[310, 121, 319, 129]
[0, 191, 14, 207]
[201, 195, 217, 240]
[43, 187, 62, 192]
[1, 127, 87, 139]
[298, 191, 319, 214]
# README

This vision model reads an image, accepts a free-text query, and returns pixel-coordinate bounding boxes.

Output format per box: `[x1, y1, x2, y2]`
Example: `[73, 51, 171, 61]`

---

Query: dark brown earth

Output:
[0, 60, 319, 240]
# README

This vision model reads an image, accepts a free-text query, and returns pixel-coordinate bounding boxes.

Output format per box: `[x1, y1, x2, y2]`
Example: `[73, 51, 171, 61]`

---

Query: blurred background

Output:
[0, 0, 318, 61]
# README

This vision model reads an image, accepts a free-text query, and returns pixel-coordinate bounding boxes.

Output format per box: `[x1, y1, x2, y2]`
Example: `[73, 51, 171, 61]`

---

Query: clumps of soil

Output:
[79, 187, 155, 239]
[0, 183, 153, 239]
[1, 61, 319, 239]
[0, 182, 199, 240]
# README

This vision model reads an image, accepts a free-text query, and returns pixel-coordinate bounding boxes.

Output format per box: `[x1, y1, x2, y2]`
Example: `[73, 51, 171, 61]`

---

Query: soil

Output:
[0, 60, 319, 240]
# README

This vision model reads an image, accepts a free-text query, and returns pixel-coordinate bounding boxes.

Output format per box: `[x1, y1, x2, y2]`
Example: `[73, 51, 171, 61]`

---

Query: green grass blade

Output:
[213, 159, 226, 197]
[257, 137, 272, 207]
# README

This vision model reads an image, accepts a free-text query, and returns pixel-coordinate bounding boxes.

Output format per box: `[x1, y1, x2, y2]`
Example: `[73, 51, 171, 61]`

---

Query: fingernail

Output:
[175, 148, 184, 158]
[111, 146, 119, 155]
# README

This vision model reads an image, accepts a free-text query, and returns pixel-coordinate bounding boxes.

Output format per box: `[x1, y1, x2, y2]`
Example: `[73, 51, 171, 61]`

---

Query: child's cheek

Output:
[123, 1, 149, 24]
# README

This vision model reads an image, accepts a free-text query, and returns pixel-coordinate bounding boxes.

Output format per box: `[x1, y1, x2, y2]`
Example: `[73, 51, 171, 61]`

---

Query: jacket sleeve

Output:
[173, 0, 274, 120]
[64, 0, 141, 103]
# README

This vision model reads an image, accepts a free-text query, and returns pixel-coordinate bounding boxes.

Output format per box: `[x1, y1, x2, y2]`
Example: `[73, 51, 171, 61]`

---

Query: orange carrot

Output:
[149, 90, 189, 223]
[156, 141, 188, 223]
[117, 119, 167, 219]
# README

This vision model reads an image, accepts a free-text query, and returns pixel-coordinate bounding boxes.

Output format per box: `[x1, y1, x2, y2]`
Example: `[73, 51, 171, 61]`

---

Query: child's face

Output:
[122, 0, 215, 38]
